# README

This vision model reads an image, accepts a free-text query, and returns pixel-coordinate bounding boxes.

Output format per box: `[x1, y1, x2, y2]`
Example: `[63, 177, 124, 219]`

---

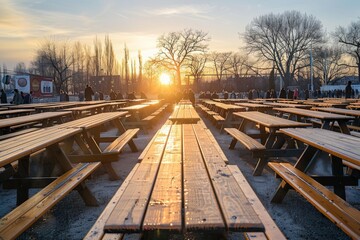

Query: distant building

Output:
[89, 75, 121, 94]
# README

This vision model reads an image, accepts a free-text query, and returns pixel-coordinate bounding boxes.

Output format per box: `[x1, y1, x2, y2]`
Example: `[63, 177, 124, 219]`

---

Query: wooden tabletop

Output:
[213, 102, 245, 111]
[64, 103, 110, 112]
[233, 111, 311, 129]
[104, 124, 264, 233]
[273, 108, 355, 121]
[119, 104, 150, 111]
[0, 111, 72, 129]
[263, 102, 312, 109]
[236, 102, 273, 109]
[312, 107, 360, 117]
[169, 104, 200, 123]
[0, 127, 82, 168]
[57, 112, 128, 130]
[280, 128, 360, 166]
[0, 109, 35, 117]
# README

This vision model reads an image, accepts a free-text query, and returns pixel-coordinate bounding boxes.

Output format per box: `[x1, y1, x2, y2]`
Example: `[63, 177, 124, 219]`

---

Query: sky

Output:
[1, 0, 359, 71]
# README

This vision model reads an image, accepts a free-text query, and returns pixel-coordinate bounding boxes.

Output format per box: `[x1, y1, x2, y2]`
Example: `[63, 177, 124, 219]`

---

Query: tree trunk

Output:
[176, 68, 181, 86]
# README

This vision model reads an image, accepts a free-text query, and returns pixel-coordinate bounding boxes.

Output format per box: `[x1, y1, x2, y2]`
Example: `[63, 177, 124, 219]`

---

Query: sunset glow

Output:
[159, 73, 171, 85]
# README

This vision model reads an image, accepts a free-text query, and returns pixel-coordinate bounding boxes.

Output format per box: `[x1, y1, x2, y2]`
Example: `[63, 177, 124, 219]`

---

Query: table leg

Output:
[16, 156, 30, 205]
[271, 145, 318, 203]
[337, 120, 350, 134]
[83, 132, 120, 180]
[331, 155, 346, 200]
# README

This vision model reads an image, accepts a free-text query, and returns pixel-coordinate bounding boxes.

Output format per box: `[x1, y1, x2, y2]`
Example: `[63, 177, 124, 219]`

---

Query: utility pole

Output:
[310, 45, 314, 92]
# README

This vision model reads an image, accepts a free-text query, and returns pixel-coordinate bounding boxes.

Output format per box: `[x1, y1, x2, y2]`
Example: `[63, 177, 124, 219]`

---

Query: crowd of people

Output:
[0, 89, 33, 104]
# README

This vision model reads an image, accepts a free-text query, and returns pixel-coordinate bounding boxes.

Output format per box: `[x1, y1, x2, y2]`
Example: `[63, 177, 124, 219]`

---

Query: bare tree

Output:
[138, 50, 143, 89]
[210, 51, 232, 88]
[228, 52, 251, 78]
[124, 44, 130, 93]
[334, 19, 360, 82]
[36, 37, 74, 93]
[154, 29, 210, 86]
[14, 62, 27, 74]
[93, 36, 102, 77]
[104, 35, 115, 76]
[313, 46, 349, 85]
[243, 10, 324, 88]
[186, 53, 207, 91]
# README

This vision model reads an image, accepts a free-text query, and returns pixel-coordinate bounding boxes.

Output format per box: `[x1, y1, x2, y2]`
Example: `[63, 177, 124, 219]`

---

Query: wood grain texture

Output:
[143, 125, 182, 231]
[193, 124, 264, 232]
[104, 125, 172, 232]
[182, 124, 225, 231]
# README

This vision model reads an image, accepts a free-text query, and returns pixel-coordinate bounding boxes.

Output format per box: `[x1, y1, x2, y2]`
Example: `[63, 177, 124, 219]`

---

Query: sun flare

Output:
[159, 73, 171, 85]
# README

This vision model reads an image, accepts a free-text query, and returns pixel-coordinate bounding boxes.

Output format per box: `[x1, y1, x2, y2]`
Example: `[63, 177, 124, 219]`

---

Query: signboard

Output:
[14, 75, 54, 97]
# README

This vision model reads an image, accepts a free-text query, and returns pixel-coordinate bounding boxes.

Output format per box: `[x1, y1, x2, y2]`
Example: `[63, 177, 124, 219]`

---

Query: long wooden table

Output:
[0, 111, 72, 133]
[0, 109, 35, 118]
[312, 107, 360, 125]
[169, 103, 200, 123]
[103, 123, 264, 234]
[273, 107, 355, 134]
[274, 127, 360, 199]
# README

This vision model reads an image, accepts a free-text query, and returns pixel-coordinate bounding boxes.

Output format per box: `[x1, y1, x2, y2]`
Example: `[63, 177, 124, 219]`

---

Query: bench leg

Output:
[253, 157, 267, 176]
[76, 182, 99, 206]
[271, 180, 291, 203]
[331, 156, 346, 200]
[103, 162, 121, 181]
[128, 140, 138, 152]
[229, 138, 237, 149]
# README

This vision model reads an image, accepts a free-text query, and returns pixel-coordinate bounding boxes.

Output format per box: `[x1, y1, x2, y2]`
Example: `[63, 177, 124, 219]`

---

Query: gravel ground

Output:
[0, 107, 358, 240]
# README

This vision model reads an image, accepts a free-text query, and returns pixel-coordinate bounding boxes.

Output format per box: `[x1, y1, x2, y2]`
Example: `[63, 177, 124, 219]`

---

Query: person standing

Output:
[0, 89, 7, 103]
[345, 81, 353, 99]
[12, 89, 22, 105]
[84, 85, 94, 101]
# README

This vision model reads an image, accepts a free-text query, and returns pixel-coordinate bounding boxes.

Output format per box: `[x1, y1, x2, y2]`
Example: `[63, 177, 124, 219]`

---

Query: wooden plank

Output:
[225, 128, 266, 151]
[228, 165, 286, 240]
[0, 163, 100, 240]
[84, 164, 140, 240]
[104, 125, 172, 232]
[193, 124, 264, 232]
[182, 124, 225, 230]
[142, 125, 182, 231]
[269, 162, 360, 239]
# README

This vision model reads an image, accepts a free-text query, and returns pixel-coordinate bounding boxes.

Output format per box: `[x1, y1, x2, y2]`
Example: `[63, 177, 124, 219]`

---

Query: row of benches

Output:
[0, 113, 140, 239]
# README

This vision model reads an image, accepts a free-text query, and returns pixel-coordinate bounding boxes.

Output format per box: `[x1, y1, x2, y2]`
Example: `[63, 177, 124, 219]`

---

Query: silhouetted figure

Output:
[345, 81, 353, 99]
[279, 88, 286, 99]
[84, 85, 94, 101]
[1, 89, 7, 103]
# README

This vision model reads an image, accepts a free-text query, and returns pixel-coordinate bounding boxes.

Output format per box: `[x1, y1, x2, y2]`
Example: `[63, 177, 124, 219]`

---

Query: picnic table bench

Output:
[225, 111, 310, 175]
[269, 128, 360, 239]
[0, 126, 100, 240]
[273, 107, 355, 134]
[86, 122, 286, 239]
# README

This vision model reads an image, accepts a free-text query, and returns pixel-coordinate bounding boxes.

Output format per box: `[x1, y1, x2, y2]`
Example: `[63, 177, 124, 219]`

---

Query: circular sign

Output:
[17, 78, 28, 87]
[32, 79, 40, 91]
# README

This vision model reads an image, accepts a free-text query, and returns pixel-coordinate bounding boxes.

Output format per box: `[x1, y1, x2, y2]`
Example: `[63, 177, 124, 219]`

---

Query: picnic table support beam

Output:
[271, 145, 318, 203]
[47, 144, 99, 206]
[82, 132, 120, 181]
[15, 156, 30, 205]
[331, 155, 346, 200]
[113, 118, 138, 152]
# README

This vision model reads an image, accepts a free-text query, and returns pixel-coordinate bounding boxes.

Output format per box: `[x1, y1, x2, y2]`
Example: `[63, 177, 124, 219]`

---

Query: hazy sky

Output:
[1, 0, 359, 70]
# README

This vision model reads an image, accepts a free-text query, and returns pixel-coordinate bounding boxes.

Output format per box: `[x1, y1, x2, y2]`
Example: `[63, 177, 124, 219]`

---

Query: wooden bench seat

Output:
[225, 128, 266, 151]
[268, 162, 360, 239]
[0, 162, 100, 240]
[225, 128, 269, 176]
[228, 165, 286, 240]
[0, 128, 39, 141]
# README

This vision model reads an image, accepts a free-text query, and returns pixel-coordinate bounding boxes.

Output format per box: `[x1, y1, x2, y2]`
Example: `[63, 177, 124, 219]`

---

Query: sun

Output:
[159, 73, 171, 85]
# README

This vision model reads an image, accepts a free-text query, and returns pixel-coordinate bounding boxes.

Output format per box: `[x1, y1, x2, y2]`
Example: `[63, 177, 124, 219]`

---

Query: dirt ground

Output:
[0, 107, 358, 240]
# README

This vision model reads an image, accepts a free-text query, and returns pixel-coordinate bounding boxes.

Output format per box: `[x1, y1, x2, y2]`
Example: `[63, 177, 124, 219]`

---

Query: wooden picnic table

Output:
[119, 104, 152, 121]
[0, 111, 72, 133]
[35, 102, 80, 112]
[7, 102, 56, 109]
[169, 103, 200, 123]
[56, 112, 139, 180]
[273, 107, 355, 134]
[102, 123, 265, 234]
[312, 107, 360, 125]
[263, 102, 312, 109]
[235, 102, 273, 112]
[64, 103, 112, 118]
[227, 111, 311, 175]
[0, 109, 35, 118]
[269, 127, 360, 239]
